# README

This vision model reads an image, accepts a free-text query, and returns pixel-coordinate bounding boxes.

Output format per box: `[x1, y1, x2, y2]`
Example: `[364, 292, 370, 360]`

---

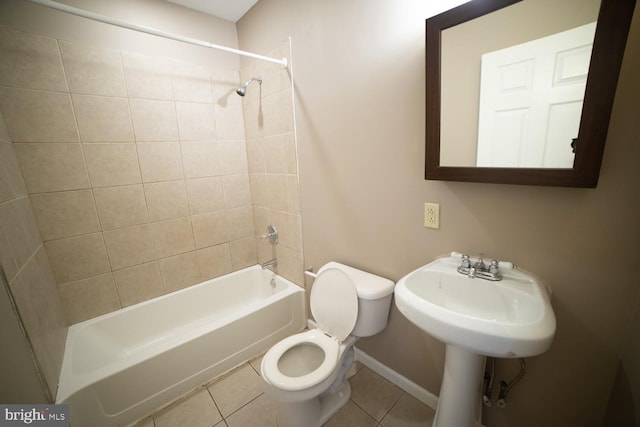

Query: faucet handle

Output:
[261, 225, 278, 245]
[489, 259, 500, 274]
[461, 254, 471, 268]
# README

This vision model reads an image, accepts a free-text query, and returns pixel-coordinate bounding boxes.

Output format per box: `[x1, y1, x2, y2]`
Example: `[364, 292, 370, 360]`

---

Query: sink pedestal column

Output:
[433, 344, 485, 427]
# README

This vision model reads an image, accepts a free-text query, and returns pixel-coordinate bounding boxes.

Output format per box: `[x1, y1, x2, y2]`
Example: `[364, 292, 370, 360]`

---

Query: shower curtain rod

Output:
[27, 0, 288, 68]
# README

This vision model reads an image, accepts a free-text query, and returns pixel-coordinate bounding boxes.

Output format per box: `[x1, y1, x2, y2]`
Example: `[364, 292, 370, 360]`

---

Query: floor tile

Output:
[323, 401, 377, 427]
[131, 417, 154, 427]
[347, 361, 364, 379]
[208, 364, 264, 417]
[349, 367, 404, 421]
[154, 389, 222, 427]
[380, 393, 436, 427]
[249, 353, 265, 375]
[225, 394, 278, 427]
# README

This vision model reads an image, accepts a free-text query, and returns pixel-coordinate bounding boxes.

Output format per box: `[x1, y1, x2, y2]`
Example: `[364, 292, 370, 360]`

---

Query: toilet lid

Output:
[310, 268, 358, 341]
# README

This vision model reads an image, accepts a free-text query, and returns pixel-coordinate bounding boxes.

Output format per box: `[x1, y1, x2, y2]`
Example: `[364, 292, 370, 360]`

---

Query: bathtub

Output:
[56, 265, 306, 426]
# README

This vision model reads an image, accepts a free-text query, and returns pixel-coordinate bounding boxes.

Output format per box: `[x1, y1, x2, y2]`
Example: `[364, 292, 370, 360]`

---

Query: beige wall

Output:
[238, 0, 640, 426]
[0, 109, 67, 400]
[0, 0, 301, 326]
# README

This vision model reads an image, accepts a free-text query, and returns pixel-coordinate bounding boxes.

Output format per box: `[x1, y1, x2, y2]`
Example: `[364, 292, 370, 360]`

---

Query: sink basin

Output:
[395, 254, 556, 358]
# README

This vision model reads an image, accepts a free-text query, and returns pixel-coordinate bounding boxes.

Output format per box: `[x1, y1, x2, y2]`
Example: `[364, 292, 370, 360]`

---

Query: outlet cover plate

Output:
[424, 203, 440, 229]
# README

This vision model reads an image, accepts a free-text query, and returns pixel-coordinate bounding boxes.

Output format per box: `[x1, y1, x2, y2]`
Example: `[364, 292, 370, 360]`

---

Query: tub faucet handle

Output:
[261, 225, 278, 245]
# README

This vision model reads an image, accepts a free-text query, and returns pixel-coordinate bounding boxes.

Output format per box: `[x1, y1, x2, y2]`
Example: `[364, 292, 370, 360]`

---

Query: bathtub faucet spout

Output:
[261, 259, 278, 270]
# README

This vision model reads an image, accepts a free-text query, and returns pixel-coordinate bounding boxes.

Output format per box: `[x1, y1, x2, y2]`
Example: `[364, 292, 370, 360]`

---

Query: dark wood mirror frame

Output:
[425, 0, 636, 187]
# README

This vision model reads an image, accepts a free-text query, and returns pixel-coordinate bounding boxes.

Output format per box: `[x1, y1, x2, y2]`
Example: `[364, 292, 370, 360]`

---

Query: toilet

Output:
[260, 262, 395, 427]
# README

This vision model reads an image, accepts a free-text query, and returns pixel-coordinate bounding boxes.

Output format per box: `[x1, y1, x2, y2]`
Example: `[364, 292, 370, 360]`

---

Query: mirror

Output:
[425, 0, 636, 187]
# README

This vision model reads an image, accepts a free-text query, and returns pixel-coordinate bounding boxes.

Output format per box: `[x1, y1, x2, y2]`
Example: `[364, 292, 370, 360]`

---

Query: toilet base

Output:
[319, 381, 351, 425]
[276, 381, 351, 427]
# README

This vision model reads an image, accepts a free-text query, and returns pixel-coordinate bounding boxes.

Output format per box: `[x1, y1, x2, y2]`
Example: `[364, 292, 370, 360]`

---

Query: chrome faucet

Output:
[457, 255, 502, 281]
[261, 259, 278, 270]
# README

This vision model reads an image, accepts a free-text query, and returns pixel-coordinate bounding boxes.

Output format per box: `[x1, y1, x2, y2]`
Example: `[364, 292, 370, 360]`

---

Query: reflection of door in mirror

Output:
[439, 0, 601, 168]
[477, 22, 596, 168]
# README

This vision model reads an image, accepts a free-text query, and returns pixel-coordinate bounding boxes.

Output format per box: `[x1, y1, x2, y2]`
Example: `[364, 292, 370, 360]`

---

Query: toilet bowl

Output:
[261, 262, 395, 427]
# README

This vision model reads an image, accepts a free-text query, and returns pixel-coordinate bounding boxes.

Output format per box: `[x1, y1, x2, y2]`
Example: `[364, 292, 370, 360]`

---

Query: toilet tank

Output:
[318, 262, 395, 337]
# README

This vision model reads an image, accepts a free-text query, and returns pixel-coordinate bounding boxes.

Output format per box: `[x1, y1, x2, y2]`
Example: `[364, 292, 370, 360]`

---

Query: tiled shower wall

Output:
[241, 44, 304, 286]
[0, 25, 302, 325]
[0, 109, 67, 400]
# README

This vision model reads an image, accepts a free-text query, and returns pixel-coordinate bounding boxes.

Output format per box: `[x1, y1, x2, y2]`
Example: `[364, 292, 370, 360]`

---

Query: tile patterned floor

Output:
[133, 354, 435, 427]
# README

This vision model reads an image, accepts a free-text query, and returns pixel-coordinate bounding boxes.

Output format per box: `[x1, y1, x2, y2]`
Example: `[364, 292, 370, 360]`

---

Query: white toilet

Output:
[260, 262, 395, 427]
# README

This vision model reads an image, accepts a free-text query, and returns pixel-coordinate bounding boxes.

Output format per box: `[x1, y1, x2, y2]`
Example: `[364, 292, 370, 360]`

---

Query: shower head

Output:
[236, 75, 262, 96]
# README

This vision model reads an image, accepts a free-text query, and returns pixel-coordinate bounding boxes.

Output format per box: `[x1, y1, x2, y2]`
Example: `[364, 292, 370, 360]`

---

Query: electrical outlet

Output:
[424, 203, 440, 229]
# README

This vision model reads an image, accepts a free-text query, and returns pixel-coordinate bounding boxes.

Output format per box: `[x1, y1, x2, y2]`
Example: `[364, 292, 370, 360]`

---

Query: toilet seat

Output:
[262, 268, 359, 392]
[262, 330, 339, 391]
[310, 268, 358, 341]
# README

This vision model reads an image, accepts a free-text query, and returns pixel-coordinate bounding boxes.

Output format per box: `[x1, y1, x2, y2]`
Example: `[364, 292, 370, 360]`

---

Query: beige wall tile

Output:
[144, 180, 189, 222]
[171, 61, 213, 103]
[72, 95, 134, 142]
[150, 217, 195, 258]
[252, 206, 272, 239]
[185, 177, 225, 215]
[83, 143, 141, 188]
[271, 211, 302, 251]
[221, 174, 252, 209]
[103, 224, 157, 270]
[274, 245, 304, 286]
[245, 138, 267, 174]
[218, 140, 249, 175]
[93, 184, 149, 230]
[0, 141, 28, 203]
[264, 174, 289, 211]
[176, 102, 216, 141]
[158, 251, 201, 293]
[0, 196, 41, 271]
[229, 237, 258, 270]
[286, 175, 301, 215]
[113, 262, 164, 307]
[122, 52, 173, 100]
[241, 100, 261, 140]
[14, 143, 90, 193]
[10, 247, 67, 396]
[264, 133, 297, 174]
[59, 40, 127, 97]
[191, 211, 228, 249]
[215, 104, 245, 141]
[137, 142, 184, 183]
[57, 273, 121, 324]
[249, 174, 267, 208]
[262, 89, 294, 136]
[181, 141, 220, 178]
[0, 27, 67, 92]
[226, 207, 255, 241]
[31, 190, 101, 241]
[0, 88, 78, 143]
[130, 99, 179, 141]
[45, 232, 110, 284]
[211, 68, 242, 107]
[196, 244, 232, 280]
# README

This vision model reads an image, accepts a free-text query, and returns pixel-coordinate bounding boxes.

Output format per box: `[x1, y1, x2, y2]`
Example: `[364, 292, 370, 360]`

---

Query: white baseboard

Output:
[354, 347, 439, 411]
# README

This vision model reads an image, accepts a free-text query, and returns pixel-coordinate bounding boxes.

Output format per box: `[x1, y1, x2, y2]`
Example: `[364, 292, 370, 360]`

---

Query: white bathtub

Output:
[56, 265, 306, 426]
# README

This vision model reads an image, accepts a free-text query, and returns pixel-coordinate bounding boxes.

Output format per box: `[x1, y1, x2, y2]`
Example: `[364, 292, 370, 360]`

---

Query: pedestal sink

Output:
[394, 253, 556, 427]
